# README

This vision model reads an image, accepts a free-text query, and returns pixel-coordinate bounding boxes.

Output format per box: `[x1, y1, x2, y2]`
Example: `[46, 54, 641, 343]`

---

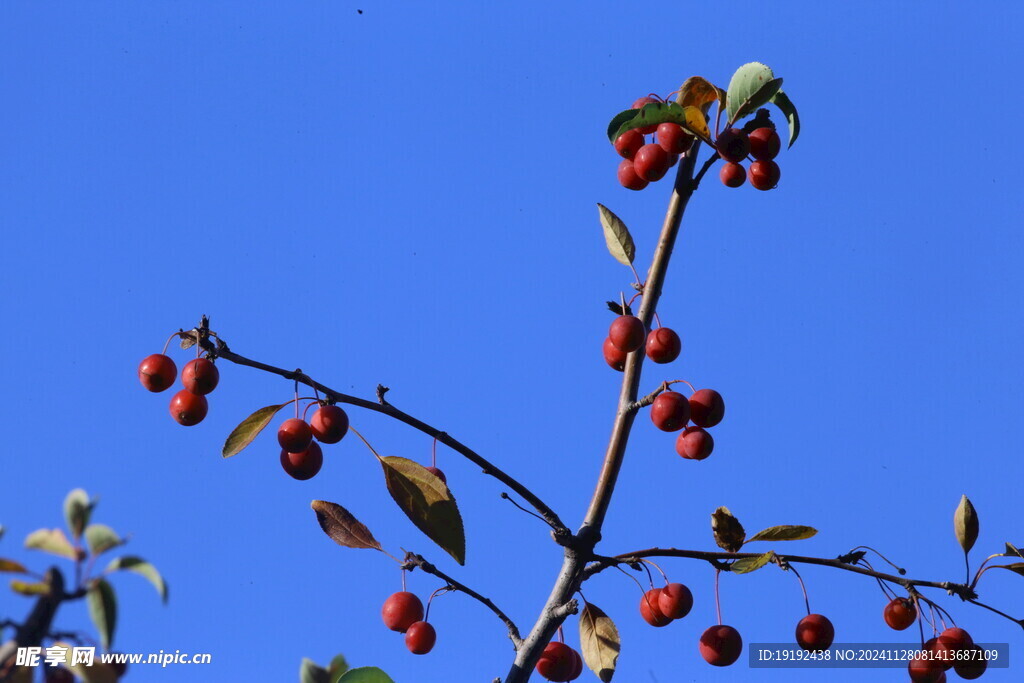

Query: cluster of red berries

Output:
[639, 582, 693, 627]
[534, 640, 583, 681]
[716, 126, 782, 191]
[613, 96, 693, 191]
[603, 314, 681, 370]
[651, 387, 724, 460]
[276, 404, 348, 480]
[883, 598, 987, 681]
[138, 353, 219, 426]
[381, 591, 437, 655]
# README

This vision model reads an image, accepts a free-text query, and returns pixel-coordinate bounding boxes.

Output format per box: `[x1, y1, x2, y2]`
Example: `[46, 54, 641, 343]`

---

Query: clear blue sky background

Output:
[1, 3, 1022, 682]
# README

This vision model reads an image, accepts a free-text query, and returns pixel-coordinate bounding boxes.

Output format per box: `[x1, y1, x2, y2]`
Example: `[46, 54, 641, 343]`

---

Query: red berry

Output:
[278, 418, 313, 453]
[719, 162, 746, 188]
[926, 637, 954, 671]
[633, 144, 671, 182]
[617, 159, 648, 191]
[405, 621, 436, 655]
[169, 389, 208, 426]
[425, 466, 447, 484]
[909, 654, 946, 682]
[310, 404, 349, 444]
[748, 127, 781, 160]
[381, 591, 424, 633]
[689, 389, 725, 428]
[657, 122, 693, 154]
[748, 160, 781, 191]
[181, 358, 220, 395]
[953, 645, 987, 679]
[640, 588, 672, 627]
[883, 597, 917, 631]
[631, 96, 660, 135]
[139, 354, 177, 393]
[608, 315, 645, 353]
[939, 626, 972, 651]
[699, 624, 742, 666]
[716, 128, 750, 163]
[658, 583, 693, 619]
[614, 129, 645, 160]
[650, 391, 690, 432]
[566, 649, 582, 680]
[535, 641, 576, 681]
[602, 337, 627, 371]
[280, 442, 323, 480]
[645, 327, 681, 364]
[795, 614, 834, 652]
[676, 426, 714, 460]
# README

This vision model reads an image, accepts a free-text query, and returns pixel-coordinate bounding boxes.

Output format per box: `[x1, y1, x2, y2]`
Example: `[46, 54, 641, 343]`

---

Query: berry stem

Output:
[348, 427, 382, 461]
[640, 559, 669, 585]
[714, 568, 722, 625]
[432, 437, 438, 468]
[401, 568, 407, 592]
[788, 564, 811, 615]
[161, 331, 184, 355]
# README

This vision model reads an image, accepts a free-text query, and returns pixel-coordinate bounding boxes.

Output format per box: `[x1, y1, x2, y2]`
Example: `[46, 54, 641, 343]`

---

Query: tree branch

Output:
[196, 327, 567, 535]
[402, 552, 523, 649]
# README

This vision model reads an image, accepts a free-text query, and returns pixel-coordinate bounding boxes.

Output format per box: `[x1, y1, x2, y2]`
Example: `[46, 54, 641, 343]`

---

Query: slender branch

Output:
[690, 151, 720, 190]
[582, 547, 978, 601]
[197, 328, 567, 535]
[967, 598, 1024, 629]
[402, 552, 523, 649]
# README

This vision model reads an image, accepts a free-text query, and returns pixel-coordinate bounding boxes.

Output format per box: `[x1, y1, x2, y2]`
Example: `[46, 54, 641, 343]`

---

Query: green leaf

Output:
[24, 528, 77, 560]
[85, 524, 123, 556]
[105, 556, 168, 604]
[10, 579, 50, 596]
[731, 551, 775, 574]
[1005, 543, 1024, 560]
[608, 102, 710, 143]
[300, 658, 331, 683]
[223, 403, 288, 457]
[328, 654, 350, 682]
[311, 500, 383, 552]
[711, 507, 746, 552]
[579, 602, 620, 682]
[380, 456, 466, 565]
[606, 109, 641, 142]
[954, 495, 979, 553]
[64, 489, 92, 540]
[770, 90, 801, 148]
[597, 204, 635, 267]
[0, 558, 29, 573]
[88, 578, 117, 649]
[991, 563, 1024, 578]
[746, 525, 818, 544]
[731, 77, 783, 124]
[337, 668, 394, 683]
[726, 62, 776, 124]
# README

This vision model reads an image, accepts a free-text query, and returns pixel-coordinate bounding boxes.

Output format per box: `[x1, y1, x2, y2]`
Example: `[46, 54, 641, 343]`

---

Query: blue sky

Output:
[1, 2, 1022, 682]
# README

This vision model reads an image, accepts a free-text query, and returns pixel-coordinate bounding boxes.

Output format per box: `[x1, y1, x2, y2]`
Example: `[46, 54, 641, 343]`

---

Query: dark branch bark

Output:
[0, 567, 84, 682]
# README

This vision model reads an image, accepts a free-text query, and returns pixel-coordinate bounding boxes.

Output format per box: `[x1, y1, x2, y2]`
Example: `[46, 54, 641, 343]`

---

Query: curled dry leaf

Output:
[954, 495, 979, 553]
[711, 507, 746, 552]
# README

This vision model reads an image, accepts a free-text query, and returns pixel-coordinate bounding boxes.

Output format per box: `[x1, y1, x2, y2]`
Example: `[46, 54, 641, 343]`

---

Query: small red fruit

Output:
[278, 418, 313, 453]
[650, 391, 690, 432]
[139, 354, 177, 392]
[719, 162, 746, 188]
[676, 426, 714, 460]
[310, 404, 349, 444]
[425, 466, 447, 484]
[795, 614, 834, 652]
[405, 621, 436, 655]
[645, 327, 681, 364]
[631, 96, 660, 135]
[883, 597, 917, 631]
[689, 388, 725, 428]
[657, 122, 693, 154]
[633, 143, 671, 182]
[566, 649, 582, 680]
[909, 654, 946, 682]
[169, 389, 208, 426]
[938, 626, 972, 652]
[617, 159, 648, 191]
[716, 128, 750, 163]
[614, 129, 645, 160]
[748, 127, 781, 160]
[181, 358, 220, 395]
[280, 442, 323, 480]
[535, 641, 577, 681]
[658, 583, 693, 619]
[602, 337, 627, 371]
[608, 315, 645, 353]
[748, 159, 781, 191]
[699, 624, 743, 666]
[381, 591, 424, 633]
[640, 588, 672, 627]
[953, 645, 987, 679]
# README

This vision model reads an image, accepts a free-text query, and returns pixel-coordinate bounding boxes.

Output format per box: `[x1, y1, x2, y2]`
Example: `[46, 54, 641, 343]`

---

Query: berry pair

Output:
[139, 352, 219, 427]
[716, 127, 782, 191]
[613, 96, 693, 191]
[381, 591, 436, 655]
[277, 404, 349, 480]
[639, 583, 693, 627]
[602, 315, 681, 370]
[649, 388, 724, 460]
[535, 641, 582, 681]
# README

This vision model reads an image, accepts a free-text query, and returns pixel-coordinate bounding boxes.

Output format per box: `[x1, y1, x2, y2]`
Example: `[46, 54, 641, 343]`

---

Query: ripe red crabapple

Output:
[381, 591, 424, 633]
[138, 354, 177, 392]
[169, 389, 208, 426]
[181, 358, 220, 395]
[280, 442, 323, 480]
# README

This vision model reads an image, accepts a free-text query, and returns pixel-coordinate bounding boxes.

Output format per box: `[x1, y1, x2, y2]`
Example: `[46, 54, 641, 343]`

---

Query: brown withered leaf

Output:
[712, 507, 746, 552]
[579, 602, 620, 681]
[310, 500, 383, 552]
